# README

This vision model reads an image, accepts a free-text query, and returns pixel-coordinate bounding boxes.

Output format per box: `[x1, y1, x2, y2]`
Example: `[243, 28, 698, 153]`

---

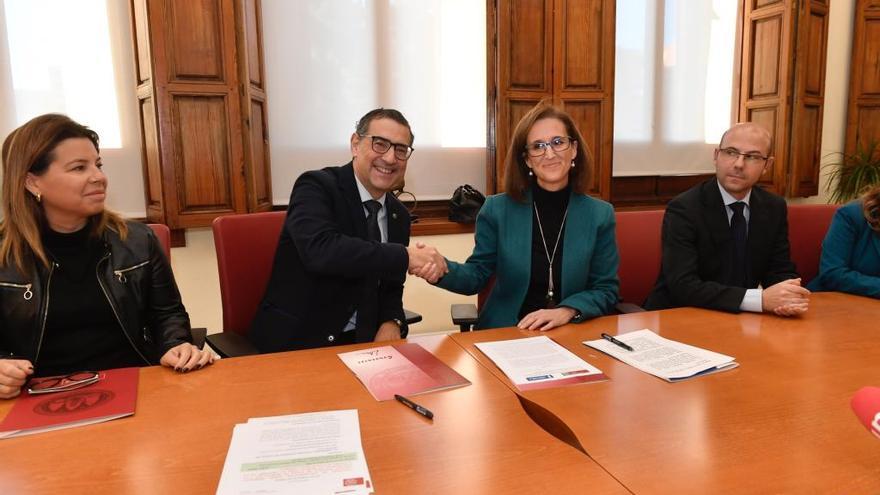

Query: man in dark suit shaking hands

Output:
[250, 108, 446, 352]
[645, 122, 809, 316]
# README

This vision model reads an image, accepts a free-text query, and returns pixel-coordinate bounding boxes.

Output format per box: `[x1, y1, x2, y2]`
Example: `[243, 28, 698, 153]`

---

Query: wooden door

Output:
[845, 0, 880, 158]
[554, 0, 614, 199]
[237, 0, 273, 212]
[736, 0, 828, 197]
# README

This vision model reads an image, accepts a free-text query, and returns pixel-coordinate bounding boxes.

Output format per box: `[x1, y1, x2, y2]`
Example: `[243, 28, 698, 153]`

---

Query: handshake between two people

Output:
[407, 242, 448, 284]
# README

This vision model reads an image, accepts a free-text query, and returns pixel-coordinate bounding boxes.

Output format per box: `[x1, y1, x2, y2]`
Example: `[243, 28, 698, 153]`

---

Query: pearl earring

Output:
[571, 160, 575, 168]
[528, 169, 533, 176]
[35, 192, 41, 203]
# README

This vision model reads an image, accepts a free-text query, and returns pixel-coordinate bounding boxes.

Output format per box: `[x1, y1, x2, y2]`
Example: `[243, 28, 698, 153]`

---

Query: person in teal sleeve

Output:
[424, 102, 619, 330]
[809, 185, 880, 297]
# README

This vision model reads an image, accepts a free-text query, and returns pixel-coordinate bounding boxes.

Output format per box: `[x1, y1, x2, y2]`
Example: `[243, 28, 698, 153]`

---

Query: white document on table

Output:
[475, 336, 606, 390]
[584, 328, 738, 382]
[216, 409, 373, 495]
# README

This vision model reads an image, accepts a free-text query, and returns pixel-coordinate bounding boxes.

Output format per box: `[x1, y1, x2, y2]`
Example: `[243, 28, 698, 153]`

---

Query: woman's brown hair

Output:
[1, 113, 128, 275]
[502, 100, 593, 202]
[862, 184, 880, 232]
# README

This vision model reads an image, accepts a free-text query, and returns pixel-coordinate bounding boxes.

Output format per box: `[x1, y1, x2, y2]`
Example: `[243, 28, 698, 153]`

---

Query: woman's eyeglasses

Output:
[525, 136, 575, 157]
[27, 371, 100, 395]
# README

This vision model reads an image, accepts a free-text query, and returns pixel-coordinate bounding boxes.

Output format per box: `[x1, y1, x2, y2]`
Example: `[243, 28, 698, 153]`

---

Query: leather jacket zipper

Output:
[33, 263, 56, 364]
[113, 260, 150, 283]
[97, 252, 151, 365]
[0, 281, 33, 300]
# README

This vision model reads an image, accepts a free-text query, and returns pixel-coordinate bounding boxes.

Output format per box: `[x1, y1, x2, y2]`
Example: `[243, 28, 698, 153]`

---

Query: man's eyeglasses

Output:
[525, 136, 575, 157]
[360, 134, 414, 160]
[27, 371, 100, 395]
[718, 147, 769, 165]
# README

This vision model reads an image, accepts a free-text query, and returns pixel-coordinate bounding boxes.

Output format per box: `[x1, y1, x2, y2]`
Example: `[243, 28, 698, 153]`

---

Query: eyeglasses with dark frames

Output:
[360, 134, 414, 160]
[718, 147, 769, 165]
[525, 136, 575, 157]
[27, 371, 100, 395]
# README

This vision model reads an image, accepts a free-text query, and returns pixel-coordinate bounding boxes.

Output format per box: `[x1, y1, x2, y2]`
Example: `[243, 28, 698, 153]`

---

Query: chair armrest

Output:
[206, 332, 259, 358]
[403, 309, 422, 325]
[615, 302, 647, 314]
[190, 327, 207, 350]
[451, 303, 478, 332]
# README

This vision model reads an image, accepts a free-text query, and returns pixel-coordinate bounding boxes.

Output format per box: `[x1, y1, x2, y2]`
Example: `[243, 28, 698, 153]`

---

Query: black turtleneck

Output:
[36, 227, 143, 377]
[519, 183, 571, 318]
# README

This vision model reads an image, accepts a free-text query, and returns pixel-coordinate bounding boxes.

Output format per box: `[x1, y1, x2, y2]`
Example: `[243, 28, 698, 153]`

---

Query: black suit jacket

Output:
[249, 163, 411, 352]
[644, 178, 798, 312]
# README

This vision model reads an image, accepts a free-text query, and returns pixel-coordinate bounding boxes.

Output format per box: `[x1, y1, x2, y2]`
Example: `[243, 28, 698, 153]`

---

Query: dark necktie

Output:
[729, 201, 748, 287]
[364, 200, 382, 242]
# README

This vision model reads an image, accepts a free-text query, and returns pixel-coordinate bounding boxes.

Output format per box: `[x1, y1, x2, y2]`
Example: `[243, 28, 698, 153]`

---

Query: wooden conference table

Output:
[453, 292, 880, 494]
[0, 335, 625, 495]
[1, 292, 877, 494]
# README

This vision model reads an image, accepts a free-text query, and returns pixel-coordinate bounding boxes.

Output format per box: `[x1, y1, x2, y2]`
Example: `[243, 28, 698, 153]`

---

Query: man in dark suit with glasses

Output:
[250, 108, 446, 352]
[645, 122, 810, 316]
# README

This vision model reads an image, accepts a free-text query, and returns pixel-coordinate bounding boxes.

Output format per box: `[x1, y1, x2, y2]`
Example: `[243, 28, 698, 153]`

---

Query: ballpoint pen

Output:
[394, 394, 434, 420]
[601, 333, 634, 352]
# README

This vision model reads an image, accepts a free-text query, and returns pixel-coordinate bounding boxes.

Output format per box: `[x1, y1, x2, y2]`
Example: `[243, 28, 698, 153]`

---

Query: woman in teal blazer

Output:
[809, 186, 880, 297]
[434, 103, 619, 330]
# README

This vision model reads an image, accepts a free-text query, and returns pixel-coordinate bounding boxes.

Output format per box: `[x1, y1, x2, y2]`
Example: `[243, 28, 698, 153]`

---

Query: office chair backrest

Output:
[147, 223, 172, 260]
[787, 204, 837, 285]
[213, 211, 286, 336]
[615, 209, 665, 306]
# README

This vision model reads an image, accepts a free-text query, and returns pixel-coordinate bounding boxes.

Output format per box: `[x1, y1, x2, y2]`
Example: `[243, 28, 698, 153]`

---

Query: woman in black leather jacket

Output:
[0, 114, 215, 399]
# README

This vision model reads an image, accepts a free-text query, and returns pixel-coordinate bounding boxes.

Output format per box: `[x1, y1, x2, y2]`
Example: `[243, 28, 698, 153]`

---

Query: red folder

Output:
[0, 367, 139, 439]
[338, 343, 471, 401]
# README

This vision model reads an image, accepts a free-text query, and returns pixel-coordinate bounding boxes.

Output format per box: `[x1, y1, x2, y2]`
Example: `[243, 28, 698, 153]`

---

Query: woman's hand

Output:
[0, 359, 33, 399]
[160, 343, 216, 372]
[517, 307, 578, 331]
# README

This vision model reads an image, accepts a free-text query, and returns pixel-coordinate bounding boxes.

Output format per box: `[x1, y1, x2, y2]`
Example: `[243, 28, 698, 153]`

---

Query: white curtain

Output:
[613, 0, 737, 176]
[0, 0, 145, 217]
[262, 0, 487, 203]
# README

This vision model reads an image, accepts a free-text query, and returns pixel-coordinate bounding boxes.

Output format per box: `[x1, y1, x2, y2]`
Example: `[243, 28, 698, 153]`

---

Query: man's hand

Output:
[407, 242, 448, 283]
[762, 278, 810, 316]
[0, 359, 33, 399]
[517, 307, 578, 331]
[374, 320, 402, 342]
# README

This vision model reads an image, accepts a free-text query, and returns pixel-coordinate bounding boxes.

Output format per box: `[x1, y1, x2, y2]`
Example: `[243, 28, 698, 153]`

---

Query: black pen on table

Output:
[394, 394, 434, 420]
[601, 333, 634, 352]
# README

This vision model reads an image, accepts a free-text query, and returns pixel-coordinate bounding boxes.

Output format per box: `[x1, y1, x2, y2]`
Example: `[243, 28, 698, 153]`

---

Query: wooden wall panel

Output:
[132, 0, 270, 238]
[243, 0, 263, 88]
[804, 12, 827, 95]
[505, 0, 551, 90]
[249, 100, 271, 205]
[786, 0, 828, 196]
[140, 98, 163, 209]
[790, 104, 821, 193]
[491, 0, 613, 199]
[172, 96, 234, 212]
[750, 16, 783, 98]
[166, 0, 225, 81]
[737, 0, 807, 197]
[559, 0, 602, 90]
[562, 100, 603, 195]
[859, 19, 880, 94]
[132, 0, 151, 84]
[755, 0, 783, 8]
[844, 0, 880, 182]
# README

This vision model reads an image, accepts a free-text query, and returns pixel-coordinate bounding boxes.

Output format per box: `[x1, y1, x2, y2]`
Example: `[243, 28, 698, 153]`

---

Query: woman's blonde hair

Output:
[1, 113, 128, 275]
[862, 184, 880, 232]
